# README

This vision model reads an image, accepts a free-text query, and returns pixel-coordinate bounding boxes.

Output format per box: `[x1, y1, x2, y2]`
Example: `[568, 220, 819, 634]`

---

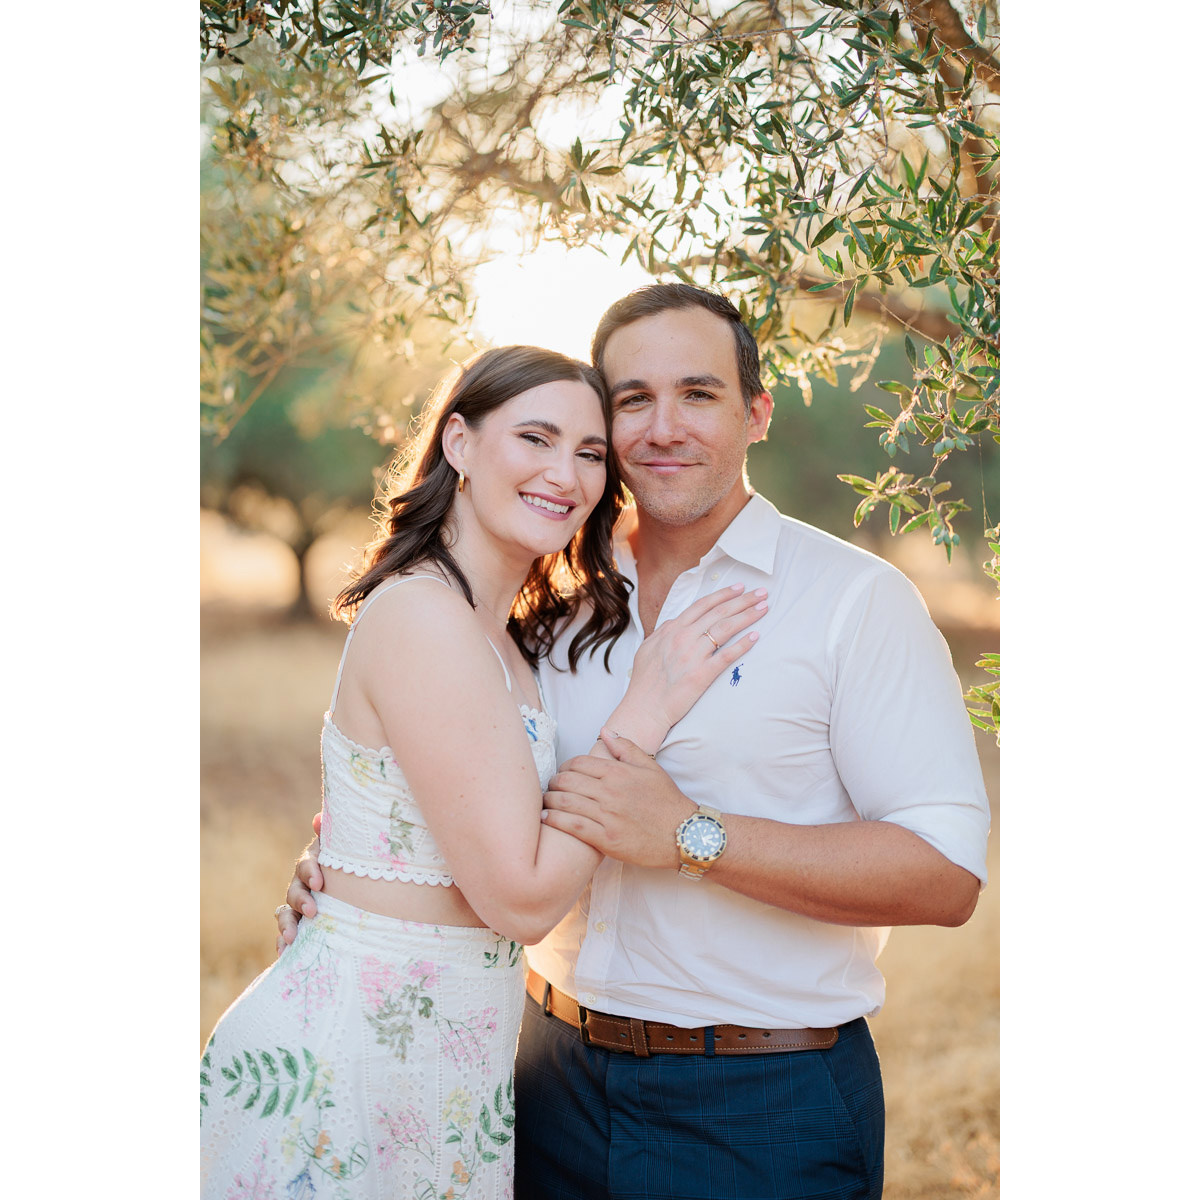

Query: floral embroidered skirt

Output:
[200, 893, 525, 1199]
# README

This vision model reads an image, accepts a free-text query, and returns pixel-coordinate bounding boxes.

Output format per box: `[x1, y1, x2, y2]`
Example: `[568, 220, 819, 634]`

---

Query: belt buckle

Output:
[577, 1003, 592, 1046]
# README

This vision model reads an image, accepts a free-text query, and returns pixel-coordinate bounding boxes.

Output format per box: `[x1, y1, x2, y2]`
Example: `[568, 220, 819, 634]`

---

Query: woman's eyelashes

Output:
[518, 431, 606, 464]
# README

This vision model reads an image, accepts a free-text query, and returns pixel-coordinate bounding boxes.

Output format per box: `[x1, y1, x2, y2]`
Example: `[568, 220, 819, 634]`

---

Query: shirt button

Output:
[709, 571, 720, 580]
[626, 668, 633, 678]
[594, 921, 607, 933]
[582, 992, 595, 1004]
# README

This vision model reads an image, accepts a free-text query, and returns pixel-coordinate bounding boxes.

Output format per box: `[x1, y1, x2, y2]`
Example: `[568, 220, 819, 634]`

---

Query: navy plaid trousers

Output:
[514, 993, 884, 1200]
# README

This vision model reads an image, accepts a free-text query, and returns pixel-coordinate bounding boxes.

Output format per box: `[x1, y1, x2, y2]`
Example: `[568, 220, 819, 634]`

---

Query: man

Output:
[278, 284, 990, 1199]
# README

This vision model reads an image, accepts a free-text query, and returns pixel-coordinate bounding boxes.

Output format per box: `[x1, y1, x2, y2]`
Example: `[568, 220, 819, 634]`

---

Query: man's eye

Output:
[686, 391, 715, 401]
[617, 395, 649, 407]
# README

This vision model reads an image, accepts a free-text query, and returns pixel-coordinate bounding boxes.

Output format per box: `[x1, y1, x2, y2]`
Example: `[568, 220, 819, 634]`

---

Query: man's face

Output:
[601, 306, 772, 528]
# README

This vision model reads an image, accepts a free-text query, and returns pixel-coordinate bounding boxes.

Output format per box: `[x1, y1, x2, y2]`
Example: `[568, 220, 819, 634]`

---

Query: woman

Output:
[200, 345, 765, 1198]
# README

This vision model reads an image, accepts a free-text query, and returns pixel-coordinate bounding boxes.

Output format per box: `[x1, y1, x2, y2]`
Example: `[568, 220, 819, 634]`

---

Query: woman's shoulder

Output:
[352, 570, 471, 629]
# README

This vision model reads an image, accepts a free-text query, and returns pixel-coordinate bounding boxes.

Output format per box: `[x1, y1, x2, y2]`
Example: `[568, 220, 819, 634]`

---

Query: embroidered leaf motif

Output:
[386, 800, 416, 857]
[200, 1042, 214, 1119]
[478, 1078, 515, 1144]
[483, 938, 522, 969]
[211, 1045, 333, 1120]
[367, 983, 436, 1059]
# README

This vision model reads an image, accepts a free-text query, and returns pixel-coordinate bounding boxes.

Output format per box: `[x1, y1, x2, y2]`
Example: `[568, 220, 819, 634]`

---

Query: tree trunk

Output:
[286, 529, 322, 623]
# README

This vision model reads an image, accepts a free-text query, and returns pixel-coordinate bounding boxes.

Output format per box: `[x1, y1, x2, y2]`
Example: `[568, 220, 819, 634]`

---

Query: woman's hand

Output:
[626, 584, 767, 729]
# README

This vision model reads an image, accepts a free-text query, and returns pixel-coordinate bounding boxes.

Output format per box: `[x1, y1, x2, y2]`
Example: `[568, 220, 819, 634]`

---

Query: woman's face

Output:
[456, 379, 610, 562]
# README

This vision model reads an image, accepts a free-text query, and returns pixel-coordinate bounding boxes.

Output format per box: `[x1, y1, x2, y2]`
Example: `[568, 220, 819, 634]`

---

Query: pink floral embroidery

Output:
[374, 1102, 434, 1170]
[440, 1005, 498, 1071]
[278, 925, 338, 1029]
[225, 1140, 277, 1199]
[375, 830, 407, 869]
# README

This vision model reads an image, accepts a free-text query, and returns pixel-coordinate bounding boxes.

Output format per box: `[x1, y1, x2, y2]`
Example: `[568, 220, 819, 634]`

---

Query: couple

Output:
[203, 284, 991, 1200]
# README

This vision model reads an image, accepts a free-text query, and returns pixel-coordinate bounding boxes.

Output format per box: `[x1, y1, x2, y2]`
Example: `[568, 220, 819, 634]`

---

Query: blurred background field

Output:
[200, 493, 999, 1200]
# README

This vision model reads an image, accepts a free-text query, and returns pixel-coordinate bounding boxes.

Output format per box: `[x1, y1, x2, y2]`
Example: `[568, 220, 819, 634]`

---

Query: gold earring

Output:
[457, 469, 466, 493]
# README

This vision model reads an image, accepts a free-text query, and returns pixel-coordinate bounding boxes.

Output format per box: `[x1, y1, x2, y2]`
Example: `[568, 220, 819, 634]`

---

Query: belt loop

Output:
[577, 1004, 592, 1046]
[541, 979, 552, 1018]
[629, 1018, 650, 1058]
[703, 1025, 716, 1056]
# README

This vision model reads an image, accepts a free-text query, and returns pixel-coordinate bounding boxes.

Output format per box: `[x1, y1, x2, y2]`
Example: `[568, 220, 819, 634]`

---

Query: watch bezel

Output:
[676, 812, 727, 865]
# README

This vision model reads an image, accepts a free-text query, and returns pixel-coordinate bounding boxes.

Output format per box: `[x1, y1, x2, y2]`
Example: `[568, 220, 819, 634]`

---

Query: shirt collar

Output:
[702, 492, 781, 575]
[616, 492, 782, 578]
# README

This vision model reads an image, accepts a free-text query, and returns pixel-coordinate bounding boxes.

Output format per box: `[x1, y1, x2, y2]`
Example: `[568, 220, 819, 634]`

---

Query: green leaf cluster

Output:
[200, 1, 1001, 738]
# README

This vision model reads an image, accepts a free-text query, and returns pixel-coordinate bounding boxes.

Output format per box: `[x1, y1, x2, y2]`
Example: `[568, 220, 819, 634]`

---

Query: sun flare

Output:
[471, 242, 654, 362]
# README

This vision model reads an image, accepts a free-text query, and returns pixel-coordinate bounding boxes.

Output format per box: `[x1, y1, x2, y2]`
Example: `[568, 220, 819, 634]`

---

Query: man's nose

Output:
[645, 400, 686, 444]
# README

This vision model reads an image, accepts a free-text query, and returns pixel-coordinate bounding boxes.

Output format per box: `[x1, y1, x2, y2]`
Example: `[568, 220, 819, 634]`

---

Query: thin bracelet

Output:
[594, 732, 655, 759]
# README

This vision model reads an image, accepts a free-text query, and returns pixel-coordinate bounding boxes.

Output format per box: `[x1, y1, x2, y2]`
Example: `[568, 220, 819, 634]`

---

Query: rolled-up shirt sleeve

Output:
[828, 565, 991, 885]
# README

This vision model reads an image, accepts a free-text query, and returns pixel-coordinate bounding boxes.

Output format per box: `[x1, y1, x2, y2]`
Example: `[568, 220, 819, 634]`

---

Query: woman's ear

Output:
[442, 413, 468, 473]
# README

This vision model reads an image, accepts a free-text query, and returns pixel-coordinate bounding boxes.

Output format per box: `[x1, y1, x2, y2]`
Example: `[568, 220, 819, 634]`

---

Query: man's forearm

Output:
[705, 813, 980, 928]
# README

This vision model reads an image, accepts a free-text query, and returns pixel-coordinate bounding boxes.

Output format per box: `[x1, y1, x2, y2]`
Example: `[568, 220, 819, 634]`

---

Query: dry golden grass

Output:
[201, 608, 999, 1199]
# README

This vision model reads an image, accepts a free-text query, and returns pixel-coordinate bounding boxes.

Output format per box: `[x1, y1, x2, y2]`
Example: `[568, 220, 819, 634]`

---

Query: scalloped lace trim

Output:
[323, 712, 396, 758]
[318, 850, 455, 887]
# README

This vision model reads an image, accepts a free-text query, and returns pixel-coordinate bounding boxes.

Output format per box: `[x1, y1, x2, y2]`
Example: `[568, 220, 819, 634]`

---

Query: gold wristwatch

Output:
[675, 804, 727, 880]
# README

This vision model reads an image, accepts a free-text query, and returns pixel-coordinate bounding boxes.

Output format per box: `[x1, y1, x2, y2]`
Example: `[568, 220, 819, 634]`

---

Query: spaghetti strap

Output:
[483, 638, 513, 693]
[329, 575, 450, 709]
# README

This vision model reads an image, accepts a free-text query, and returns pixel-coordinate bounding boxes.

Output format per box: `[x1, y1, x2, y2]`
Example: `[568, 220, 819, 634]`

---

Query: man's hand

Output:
[541, 730, 694, 868]
[274, 814, 326, 956]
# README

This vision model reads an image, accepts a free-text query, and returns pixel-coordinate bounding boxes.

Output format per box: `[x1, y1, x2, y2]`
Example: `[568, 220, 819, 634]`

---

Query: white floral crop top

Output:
[317, 575, 557, 886]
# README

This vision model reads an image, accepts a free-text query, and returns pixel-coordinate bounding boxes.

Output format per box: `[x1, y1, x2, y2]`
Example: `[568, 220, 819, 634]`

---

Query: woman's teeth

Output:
[523, 495, 570, 514]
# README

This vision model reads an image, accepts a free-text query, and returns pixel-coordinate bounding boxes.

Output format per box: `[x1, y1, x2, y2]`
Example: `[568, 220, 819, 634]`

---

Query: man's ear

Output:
[442, 413, 468, 472]
[747, 390, 774, 445]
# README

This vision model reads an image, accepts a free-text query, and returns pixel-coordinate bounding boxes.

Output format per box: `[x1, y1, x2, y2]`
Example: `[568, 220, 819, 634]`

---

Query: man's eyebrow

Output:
[609, 374, 729, 394]
[608, 378, 648, 396]
[514, 418, 607, 447]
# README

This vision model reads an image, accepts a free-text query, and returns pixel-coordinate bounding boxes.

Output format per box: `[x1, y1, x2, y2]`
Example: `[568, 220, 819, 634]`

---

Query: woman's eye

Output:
[578, 450, 605, 464]
[520, 432, 549, 446]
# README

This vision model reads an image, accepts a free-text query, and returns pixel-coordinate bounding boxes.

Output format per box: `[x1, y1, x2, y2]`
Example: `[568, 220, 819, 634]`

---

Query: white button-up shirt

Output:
[527, 494, 991, 1029]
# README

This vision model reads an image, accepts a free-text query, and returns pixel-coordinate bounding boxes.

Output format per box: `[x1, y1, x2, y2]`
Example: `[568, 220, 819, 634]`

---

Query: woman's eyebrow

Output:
[514, 418, 606, 447]
[513, 418, 563, 434]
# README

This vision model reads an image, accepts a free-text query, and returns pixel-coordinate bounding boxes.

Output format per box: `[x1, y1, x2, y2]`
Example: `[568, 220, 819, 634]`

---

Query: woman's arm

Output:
[276, 584, 770, 951]
[355, 582, 600, 945]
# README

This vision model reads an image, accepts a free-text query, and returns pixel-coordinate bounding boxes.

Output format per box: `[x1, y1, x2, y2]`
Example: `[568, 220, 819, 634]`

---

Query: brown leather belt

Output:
[525, 969, 839, 1057]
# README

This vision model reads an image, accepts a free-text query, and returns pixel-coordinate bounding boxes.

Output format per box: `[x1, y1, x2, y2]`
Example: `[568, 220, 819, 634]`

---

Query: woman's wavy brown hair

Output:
[333, 345, 631, 671]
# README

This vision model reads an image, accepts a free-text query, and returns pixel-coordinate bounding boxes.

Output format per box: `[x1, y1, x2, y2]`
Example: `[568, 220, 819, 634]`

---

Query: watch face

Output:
[681, 815, 726, 862]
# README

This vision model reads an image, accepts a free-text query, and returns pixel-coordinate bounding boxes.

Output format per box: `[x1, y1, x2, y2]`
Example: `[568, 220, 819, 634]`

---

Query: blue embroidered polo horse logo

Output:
[730, 664, 743, 687]
[523, 713, 540, 740]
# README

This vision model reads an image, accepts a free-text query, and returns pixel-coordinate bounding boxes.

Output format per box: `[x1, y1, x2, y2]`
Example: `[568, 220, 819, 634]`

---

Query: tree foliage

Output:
[200, 0, 1000, 736]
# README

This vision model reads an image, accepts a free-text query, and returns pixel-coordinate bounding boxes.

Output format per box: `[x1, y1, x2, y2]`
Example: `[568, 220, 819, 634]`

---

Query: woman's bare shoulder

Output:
[350, 573, 487, 661]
